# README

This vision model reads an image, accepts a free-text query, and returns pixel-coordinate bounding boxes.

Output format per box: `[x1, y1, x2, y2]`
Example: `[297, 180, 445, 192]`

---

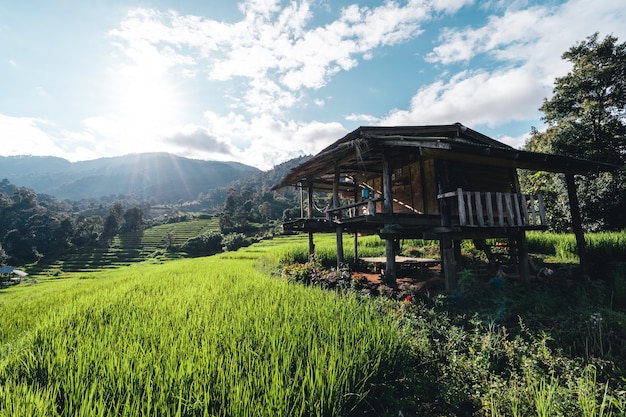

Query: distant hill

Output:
[0, 153, 260, 203]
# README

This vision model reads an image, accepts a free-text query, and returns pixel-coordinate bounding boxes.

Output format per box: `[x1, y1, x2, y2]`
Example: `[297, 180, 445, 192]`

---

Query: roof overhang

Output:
[272, 124, 619, 190]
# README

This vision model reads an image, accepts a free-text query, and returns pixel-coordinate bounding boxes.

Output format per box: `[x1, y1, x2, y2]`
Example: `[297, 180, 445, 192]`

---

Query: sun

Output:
[112, 68, 182, 129]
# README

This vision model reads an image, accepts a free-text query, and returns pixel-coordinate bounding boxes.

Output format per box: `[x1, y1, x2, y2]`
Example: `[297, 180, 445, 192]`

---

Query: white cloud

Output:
[498, 132, 530, 150]
[380, 0, 626, 138]
[427, 0, 626, 73]
[426, 6, 548, 65]
[6, 0, 624, 172]
[0, 114, 98, 161]
[345, 113, 381, 124]
[0, 114, 61, 156]
[201, 110, 347, 169]
[382, 66, 545, 128]
[109, 0, 471, 114]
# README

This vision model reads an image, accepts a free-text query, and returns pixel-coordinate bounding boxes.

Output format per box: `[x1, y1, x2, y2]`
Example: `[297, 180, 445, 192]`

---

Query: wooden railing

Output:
[325, 198, 382, 220]
[438, 188, 546, 228]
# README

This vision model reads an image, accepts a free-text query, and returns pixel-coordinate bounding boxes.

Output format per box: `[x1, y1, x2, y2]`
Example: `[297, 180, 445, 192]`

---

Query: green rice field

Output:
[0, 237, 405, 417]
[2, 231, 625, 416]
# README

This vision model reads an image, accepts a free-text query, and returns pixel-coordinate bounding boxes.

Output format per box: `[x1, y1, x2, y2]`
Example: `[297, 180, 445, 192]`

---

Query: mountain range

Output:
[0, 153, 260, 203]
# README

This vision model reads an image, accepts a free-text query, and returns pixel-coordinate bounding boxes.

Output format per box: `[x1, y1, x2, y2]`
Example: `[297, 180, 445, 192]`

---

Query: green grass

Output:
[0, 246, 405, 416]
[28, 218, 220, 276]
[527, 230, 626, 262]
[142, 218, 221, 251]
[4, 232, 626, 416]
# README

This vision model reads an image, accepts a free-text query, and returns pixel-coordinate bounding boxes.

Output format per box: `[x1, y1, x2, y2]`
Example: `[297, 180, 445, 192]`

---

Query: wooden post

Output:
[382, 152, 396, 281]
[299, 182, 304, 219]
[517, 230, 530, 283]
[382, 153, 393, 215]
[435, 159, 457, 290]
[454, 239, 463, 271]
[565, 174, 588, 276]
[441, 235, 457, 290]
[333, 164, 340, 212]
[353, 184, 359, 265]
[419, 157, 429, 214]
[513, 194, 522, 227]
[336, 226, 344, 268]
[307, 182, 315, 257]
[333, 164, 344, 268]
[435, 160, 451, 227]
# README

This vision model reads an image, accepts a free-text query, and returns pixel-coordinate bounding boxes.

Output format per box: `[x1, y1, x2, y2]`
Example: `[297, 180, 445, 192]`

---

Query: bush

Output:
[181, 232, 223, 257]
[222, 233, 249, 252]
[282, 257, 322, 285]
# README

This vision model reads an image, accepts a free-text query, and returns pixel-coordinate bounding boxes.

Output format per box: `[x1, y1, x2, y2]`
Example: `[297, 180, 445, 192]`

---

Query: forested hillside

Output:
[0, 153, 259, 203]
[0, 155, 306, 267]
[192, 156, 309, 229]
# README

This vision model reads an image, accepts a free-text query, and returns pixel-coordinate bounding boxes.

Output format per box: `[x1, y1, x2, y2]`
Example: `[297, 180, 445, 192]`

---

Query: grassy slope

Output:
[29, 218, 220, 276]
[3, 233, 626, 416]
[0, 241, 405, 417]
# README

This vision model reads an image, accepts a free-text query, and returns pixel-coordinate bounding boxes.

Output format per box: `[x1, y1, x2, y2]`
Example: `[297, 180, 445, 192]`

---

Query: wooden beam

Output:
[333, 164, 340, 211]
[307, 181, 315, 257]
[434, 159, 457, 291]
[435, 159, 451, 227]
[565, 174, 588, 276]
[333, 164, 344, 267]
[384, 239, 396, 283]
[441, 235, 457, 290]
[382, 152, 393, 215]
[419, 156, 429, 214]
[336, 226, 344, 267]
[381, 152, 396, 281]
[516, 230, 530, 283]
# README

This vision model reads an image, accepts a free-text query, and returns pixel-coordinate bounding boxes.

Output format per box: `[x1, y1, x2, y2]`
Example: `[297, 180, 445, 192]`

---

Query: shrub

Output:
[181, 232, 223, 257]
[222, 233, 249, 252]
[282, 256, 322, 285]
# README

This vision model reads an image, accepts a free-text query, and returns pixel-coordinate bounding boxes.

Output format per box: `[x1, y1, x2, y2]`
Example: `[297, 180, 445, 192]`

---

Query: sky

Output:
[1, 0, 625, 171]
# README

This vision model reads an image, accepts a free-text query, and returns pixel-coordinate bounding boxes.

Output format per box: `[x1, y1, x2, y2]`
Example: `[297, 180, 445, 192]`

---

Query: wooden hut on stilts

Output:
[272, 123, 615, 291]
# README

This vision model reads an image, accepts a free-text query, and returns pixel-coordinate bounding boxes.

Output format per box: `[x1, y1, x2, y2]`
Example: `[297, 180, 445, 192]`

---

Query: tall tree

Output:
[74, 216, 103, 247]
[122, 207, 144, 233]
[0, 244, 7, 266]
[524, 33, 626, 230]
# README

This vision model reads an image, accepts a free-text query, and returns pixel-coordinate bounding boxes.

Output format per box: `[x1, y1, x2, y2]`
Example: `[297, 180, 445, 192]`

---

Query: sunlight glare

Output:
[113, 69, 182, 129]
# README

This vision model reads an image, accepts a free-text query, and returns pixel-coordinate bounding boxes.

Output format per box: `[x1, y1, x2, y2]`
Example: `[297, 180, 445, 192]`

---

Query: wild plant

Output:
[576, 366, 615, 417]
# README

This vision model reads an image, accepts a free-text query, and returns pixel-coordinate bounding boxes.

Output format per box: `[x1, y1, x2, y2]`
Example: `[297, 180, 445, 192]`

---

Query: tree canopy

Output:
[524, 33, 626, 231]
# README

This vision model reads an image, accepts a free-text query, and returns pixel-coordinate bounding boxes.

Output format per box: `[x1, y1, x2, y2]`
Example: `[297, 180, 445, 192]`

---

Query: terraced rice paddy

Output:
[29, 218, 221, 276]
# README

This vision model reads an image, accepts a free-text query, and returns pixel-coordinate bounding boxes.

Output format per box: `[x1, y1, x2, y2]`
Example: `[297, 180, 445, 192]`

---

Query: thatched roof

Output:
[273, 123, 618, 189]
